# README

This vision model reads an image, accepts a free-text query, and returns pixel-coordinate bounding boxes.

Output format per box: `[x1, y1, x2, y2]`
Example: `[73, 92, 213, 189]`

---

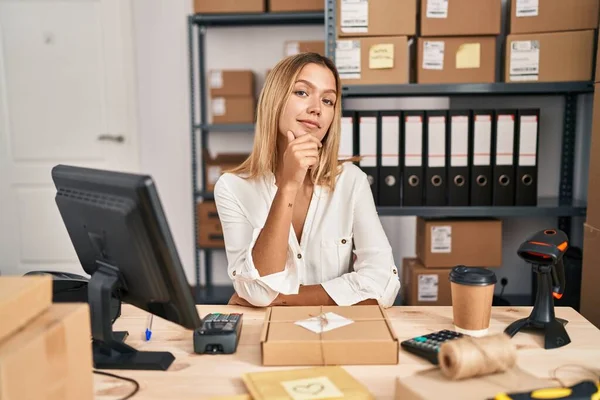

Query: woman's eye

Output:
[323, 98, 334, 106]
[295, 90, 308, 97]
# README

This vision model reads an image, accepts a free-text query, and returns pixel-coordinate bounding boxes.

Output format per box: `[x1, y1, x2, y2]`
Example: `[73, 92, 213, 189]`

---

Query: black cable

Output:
[93, 370, 140, 400]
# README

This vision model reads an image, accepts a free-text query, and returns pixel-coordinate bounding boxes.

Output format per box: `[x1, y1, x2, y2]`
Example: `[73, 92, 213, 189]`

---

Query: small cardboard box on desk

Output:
[260, 305, 398, 366]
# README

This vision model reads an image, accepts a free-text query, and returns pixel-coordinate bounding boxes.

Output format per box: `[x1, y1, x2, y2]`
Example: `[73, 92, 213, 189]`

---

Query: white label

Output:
[428, 116, 446, 167]
[496, 115, 515, 165]
[336, 40, 361, 79]
[431, 226, 451, 253]
[509, 40, 539, 81]
[281, 376, 344, 400]
[339, 116, 354, 159]
[295, 312, 354, 334]
[423, 41, 445, 70]
[405, 116, 423, 167]
[426, 0, 448, 18]
[382, 116, 400, 166]
[473, 115, 492, 166]
[519, 115, 538, 166]
[285, 41, 300, 56]
[212, 98, 225, 116]
[516, 0, 539, 17]
[418, 274, 439, 302]
[341, 0, 368, 33]
[451, 116, 468, 167]
[207, 165, 222, 184]
[210, 70, 223, 88]
[359, 117, 377, 167]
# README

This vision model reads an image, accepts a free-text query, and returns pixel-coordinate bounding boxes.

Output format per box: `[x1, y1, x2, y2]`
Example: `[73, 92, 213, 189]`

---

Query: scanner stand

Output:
[504, 264, 571, 350]
[89, 261, 175, 370]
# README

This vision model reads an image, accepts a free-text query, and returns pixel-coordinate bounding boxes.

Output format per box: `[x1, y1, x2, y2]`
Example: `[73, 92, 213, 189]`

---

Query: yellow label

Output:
[281, 376, 344, 400]
[456, 43, 481, 69]
[369, 43, 394, 69]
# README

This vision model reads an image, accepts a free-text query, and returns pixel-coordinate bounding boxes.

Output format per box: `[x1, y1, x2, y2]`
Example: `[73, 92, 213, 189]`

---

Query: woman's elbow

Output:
[233, 281, 278, 307]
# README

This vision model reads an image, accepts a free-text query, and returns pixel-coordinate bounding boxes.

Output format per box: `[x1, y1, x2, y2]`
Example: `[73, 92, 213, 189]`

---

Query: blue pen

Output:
[145, 314, 153, 341]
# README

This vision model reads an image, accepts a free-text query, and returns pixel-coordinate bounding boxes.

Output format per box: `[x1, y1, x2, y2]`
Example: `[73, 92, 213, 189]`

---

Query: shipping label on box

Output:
[340, 0, 368, 33]
[430, 225, 451, 253]
[336, 40, 362, 79]
[509, 40, 540, 81]
[422, 41, 445, 70]
[426, 0, 449, 18]
[515, 0, 539, 17]
[418, 274, 439, 302]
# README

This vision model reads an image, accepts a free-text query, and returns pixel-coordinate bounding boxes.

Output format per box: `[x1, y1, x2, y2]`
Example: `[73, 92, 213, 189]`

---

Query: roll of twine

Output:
[439, 333, 517, 380]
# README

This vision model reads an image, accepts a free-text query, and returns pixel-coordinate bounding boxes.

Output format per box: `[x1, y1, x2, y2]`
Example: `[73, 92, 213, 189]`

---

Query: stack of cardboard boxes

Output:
[505, 0, 597, 83]
[335, 0, 415, 86]
[402, 218, 502, 306]
[580, 44, 600, 329]
[417, 0, 501, 84]
[209, 70, 256, 124]
[0, 276, 93, 399]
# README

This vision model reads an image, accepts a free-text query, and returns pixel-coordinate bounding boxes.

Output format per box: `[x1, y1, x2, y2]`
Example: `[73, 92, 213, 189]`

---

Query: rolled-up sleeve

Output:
[321, 174, 401, 308]
[213, 177, 297, 307]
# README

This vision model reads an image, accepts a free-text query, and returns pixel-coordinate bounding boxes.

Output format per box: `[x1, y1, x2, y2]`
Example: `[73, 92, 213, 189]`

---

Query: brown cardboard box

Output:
[401, 258, 451, 306]
[197, 201, 224, 248]
[416, 218, 502, 268]
[505, 30, 595, 83]
[337, 0, 416, 37]
[395, 367, 556, 400]
[0, 304, 93, 400]
[509, 0, 600, 34]
[269, 0, 324, 12]
[211, 96, 255, 124]
[586, 84, 600, 228]
[417, 36, 496, 84]
[0, 276, 52, 343]
[209, 70, 255, 97]
[260, 305, 398, 366]
[194, 0, 265, 14]
[596, 31, 600, 82]
[337, 36, 410, 85]
[284, 40, 325, 57]
[203, 150, 249, 192]
[581, 223, 600, 329]
[420, 0, 501, 36]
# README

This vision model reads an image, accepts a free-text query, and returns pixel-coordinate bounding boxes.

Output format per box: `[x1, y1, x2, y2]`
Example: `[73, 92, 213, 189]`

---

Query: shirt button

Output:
[232, 270, 236, 276]
[393, 269, 397, 275]
[297, 253, 302, 259]
[341, 239, 347, 244]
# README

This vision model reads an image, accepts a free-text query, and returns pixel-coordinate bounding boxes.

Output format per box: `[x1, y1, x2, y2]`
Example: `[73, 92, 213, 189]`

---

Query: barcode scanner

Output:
[504, 229, 571, 349]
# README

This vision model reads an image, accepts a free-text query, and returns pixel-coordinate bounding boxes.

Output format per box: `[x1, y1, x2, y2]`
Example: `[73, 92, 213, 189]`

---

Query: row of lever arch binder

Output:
[340, 109, 540, 207]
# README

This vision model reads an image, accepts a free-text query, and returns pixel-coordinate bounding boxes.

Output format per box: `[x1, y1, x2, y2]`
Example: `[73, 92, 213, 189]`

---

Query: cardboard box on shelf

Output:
[0, 275, 52, 343]
[395, 367, 555, 400]
[401, 258, 451, 306]
[261, 305, 398, 366]
[581, 223, 600, 329]
[586, 83, 600, 228]
[337, 0, 416, 37]
[197, 220, 224, 248]
[416, 218, 502, 268]
[211, 96, 255, 124]
[284, 40, 325, 57]
[337, 36, 411, 85]
[0, 304, 93, 400]
[420, 0, 501, 36]
[417, 36, 496, 84]
[505, 30, 595, 83]
[268, 0, 324, 12]
[209, 70, 255, 98]
[203, 150, 249, 192]
[509, 0, 599, 34]
[194, 0, 265, 14]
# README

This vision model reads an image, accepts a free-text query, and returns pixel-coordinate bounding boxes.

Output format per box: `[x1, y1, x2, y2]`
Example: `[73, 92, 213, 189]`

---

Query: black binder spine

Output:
[425, 110, 448, 206]
[448, 110, 471, 206]
[515, 109, 540, 206]
[470, 110, 494, 206]
[492, 109, 517, 206]
[401, 111, 425, 206]
[358, 111, 379, 204]
[379, 111, 402, 206]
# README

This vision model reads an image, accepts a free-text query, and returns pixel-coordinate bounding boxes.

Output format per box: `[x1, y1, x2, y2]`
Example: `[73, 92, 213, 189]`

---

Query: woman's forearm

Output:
[251, 185, 297, 277]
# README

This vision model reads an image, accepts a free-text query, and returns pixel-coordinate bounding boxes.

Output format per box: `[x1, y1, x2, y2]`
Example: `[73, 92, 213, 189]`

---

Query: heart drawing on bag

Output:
[292, 383, 325, 395]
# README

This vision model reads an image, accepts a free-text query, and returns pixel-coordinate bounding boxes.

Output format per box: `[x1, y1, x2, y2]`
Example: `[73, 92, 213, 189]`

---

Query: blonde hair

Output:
[228, 53, 344, 191]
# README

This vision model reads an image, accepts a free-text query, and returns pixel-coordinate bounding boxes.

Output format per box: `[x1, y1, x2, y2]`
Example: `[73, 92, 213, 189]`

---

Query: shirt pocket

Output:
[320, 234, 354, 281]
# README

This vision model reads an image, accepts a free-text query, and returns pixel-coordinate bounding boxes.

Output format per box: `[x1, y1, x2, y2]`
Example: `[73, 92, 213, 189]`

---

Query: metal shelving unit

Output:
[189, 2, 592, 303]
[189, 11, 326, 294]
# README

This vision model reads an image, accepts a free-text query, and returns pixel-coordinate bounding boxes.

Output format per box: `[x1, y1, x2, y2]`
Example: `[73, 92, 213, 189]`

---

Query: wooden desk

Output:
[94, 305, 600, 399]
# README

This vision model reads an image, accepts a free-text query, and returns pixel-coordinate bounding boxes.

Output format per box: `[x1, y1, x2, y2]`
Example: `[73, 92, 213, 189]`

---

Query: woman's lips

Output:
[298, 119, 320, 129]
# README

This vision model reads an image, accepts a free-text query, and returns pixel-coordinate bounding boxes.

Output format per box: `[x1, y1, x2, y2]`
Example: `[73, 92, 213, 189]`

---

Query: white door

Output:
[0, 0, 140, 277]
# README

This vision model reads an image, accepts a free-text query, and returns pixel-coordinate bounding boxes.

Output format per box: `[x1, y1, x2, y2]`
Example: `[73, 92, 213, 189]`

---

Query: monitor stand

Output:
[88, 261, 175, 370]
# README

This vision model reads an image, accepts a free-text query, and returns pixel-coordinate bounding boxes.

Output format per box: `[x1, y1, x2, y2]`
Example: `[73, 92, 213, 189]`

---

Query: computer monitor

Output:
[51, 164, 202, 371]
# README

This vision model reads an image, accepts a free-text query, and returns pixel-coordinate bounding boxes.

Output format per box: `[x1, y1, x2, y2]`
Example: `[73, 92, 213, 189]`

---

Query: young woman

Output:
[214, 52, 400, 308]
